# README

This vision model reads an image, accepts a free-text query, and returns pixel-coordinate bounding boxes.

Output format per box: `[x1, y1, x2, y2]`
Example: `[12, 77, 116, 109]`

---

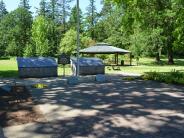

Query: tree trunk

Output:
[155, 52, 160, 63]
[167, 34, 174, 64]
[167, 45, 174, 64]
[155, 44, 161, 64]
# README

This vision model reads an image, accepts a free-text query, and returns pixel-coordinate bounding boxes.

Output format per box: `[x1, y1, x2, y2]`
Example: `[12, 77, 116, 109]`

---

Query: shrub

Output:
[122, 77, 136, 81]
[142, 70, 184, 85]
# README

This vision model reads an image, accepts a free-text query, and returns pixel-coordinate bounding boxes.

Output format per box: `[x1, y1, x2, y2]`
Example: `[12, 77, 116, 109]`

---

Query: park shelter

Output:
[17, 57, 58, 78]
[71, 57, 105, 75]
[80, 43, 132, 65]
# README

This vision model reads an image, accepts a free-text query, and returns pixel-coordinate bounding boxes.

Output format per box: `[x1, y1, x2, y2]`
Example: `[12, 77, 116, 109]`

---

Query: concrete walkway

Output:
[3, 123, 53, 138]
[0, 127, 5, 138]
[0, 73, 141, 87]
[1, 77, 184, 138]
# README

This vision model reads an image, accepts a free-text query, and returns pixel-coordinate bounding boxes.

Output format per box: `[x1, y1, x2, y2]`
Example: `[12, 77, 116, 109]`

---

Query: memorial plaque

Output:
[58, 53, 70, 65]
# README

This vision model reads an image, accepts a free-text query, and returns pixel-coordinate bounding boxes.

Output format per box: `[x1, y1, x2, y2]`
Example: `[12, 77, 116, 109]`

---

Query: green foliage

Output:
[6, 40, 18, 56]
[47, 0, 73, 26]
[37, 0, 48, 17]
[68, 5, 83, 31]
[60, 29, 93, 55]
[0, 0, 8, 20]
[60, 29, 76, 55]
[142, 70, 184, 85]
[0, 0, 184, 60]
[81, 35, 95, 47]
[94, 4, 125, 48]
[85, 0, 97, 39]
[122, 77, 138, 81]
[19, 0, 30, 10]
[24, 42, 36, 57]
[48, 0, 60, 22]
[60, 0, 74, 32]
[0, 7, 32, 56]
[108, 0, 184, 64]
[173, 1, 184, 55]
[32, 16, 57, 56]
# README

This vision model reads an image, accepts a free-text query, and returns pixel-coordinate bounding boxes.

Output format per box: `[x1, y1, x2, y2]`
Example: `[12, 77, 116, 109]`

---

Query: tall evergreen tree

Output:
[174, 0, 184, 56]
[19, 0, 30, 10]
[59, 0, 73, 33]
[19, 0, 32, 56]
[93, 1, 123, 44]
[37, 0, 48, 17]
[48, 0, 60, 22]
[100, 0, 113, 18]
[69, 5, 83, 31]
[0, 0, 8, 20]
[86, 0, 97, 40]
[0, 8, 32, 56]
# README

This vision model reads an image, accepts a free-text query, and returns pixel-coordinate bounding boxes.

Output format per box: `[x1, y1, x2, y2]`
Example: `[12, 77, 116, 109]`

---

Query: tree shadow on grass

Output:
[0, 57, 10, 60]
[27, 79, 184, 138]
[0, 70, 18, 78]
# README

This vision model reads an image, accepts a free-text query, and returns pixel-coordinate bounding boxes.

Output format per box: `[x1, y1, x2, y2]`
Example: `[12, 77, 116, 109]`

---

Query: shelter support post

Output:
[117, 53, 119, 65]
[130, 53, 132, 66]
[114, 53, 119, 66]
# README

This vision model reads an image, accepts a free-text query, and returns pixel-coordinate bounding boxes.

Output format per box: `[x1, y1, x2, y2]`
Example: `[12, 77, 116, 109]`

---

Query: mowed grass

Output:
[0, 58, 18, 77]
[0, 57, 184, 78]
[106, 58, 184, 74]
[0, 58, 72, 78]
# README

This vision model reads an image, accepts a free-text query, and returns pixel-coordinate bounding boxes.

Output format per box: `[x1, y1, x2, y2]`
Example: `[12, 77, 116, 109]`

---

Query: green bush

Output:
[122, 77, 136, 81]
[142, 70, 184, 85]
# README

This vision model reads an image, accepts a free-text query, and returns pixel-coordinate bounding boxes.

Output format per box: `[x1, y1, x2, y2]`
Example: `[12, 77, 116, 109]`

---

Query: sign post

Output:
[58, 53, 70, 77]
[76, 0, 80, 76]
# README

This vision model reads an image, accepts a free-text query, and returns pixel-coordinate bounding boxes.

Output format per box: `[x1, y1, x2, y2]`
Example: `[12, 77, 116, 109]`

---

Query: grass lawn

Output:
[0, 57, 184, 78]
[0, 58, 18, 78]
[0, 58, 72, 78]
[106, 58, 184, 74]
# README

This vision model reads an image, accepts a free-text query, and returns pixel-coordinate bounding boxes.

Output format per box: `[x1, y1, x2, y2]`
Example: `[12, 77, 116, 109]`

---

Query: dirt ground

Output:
[0, 87, 45, 127]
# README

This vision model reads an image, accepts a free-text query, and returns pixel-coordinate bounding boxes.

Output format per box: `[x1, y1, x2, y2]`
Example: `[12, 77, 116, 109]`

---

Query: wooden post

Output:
[76, 0, 80, 76]
[130, 53, 132, 66]
[117, 53, 119, 65]
[63, 65, 65, 77]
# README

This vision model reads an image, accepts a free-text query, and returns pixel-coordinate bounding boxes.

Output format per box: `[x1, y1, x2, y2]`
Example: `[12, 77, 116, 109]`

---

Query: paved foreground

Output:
[2, 79, 184, 138]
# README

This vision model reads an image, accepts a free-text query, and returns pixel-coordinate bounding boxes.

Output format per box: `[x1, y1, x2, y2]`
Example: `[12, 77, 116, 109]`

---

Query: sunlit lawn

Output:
[0, 58, 72, 78]
[0, 57, 184, 78]
[107, 58, 184, 74]
[0, 58, 18, 77]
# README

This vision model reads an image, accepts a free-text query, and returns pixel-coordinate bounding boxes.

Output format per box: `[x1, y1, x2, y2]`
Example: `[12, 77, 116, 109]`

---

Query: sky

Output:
[3, 0, 103, 15]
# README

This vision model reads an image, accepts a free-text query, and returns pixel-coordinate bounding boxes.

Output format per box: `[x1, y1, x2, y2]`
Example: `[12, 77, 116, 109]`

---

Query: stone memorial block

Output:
[96, 74, 106, 83]
[71, 57, 105, 76]
[17, 57, 58, 78]
[67, 76, 79, 85]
